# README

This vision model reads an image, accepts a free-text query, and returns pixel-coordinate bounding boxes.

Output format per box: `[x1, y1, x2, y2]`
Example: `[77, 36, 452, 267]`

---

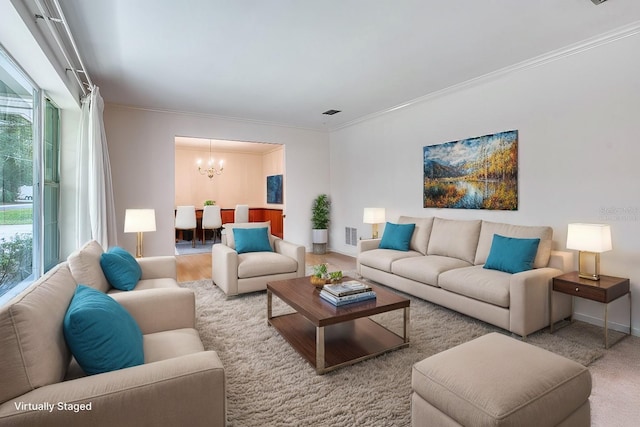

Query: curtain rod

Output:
[34, 0, 93, 97]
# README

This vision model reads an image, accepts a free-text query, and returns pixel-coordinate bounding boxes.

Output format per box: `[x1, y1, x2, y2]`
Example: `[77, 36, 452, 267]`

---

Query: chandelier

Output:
[197, 139, 224, 178]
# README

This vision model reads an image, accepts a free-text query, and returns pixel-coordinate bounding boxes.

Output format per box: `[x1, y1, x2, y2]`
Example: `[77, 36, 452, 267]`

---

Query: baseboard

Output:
[572, 312, 638, 337]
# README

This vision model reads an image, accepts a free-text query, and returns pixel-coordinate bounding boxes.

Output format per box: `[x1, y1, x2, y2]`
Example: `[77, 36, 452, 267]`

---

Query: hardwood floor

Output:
[176, 251, 356, 283]
[176, 253, 212, 282]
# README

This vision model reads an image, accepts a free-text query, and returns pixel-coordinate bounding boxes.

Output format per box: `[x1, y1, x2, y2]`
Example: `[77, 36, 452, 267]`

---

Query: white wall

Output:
[176, 147, 262, 208]
[104, 106, 329, 256]
[263, 147, 285, 210]
[329, 34, 640, 335]
[174, 144, 284, 209]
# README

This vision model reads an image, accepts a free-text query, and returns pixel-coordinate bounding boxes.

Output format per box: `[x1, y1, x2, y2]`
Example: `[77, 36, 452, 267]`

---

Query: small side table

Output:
[550, 271, 631, 349]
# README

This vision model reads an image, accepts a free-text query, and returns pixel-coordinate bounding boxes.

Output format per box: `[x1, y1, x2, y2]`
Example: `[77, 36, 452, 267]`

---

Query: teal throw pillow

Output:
[63, 285, 144, 375]
[234, 227, 273, 254]
[484, 234, 540, 274]
[379, 222, 416, 251]
[100, 246, 142, 291]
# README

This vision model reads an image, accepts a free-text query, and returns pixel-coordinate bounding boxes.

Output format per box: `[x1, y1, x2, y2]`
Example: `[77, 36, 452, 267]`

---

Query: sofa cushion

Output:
[67, 240, 111, 292]
[358, 248, 422, 273]
[379, 222, 415, 251]
[63, 285, 144, 375]
[237, 252, 298, 279]
[0, 263, 76, 404]
[398, 216, 434, 255]
[438, 265, 511, 308]
[100, 247, 142, 291]
[484, 234, 540, 274]
[427, 218, 482, 264]
[475, 221, 553, 268]
[108, 278, 179, 294]
[224, 221, 274, 251]
[234, 227, 274, 254]
[143, 328, 204, 363]
[392, 255, 471, 287]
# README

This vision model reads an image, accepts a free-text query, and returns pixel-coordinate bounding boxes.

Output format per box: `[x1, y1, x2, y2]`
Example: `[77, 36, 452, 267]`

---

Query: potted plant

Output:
[204, 200, 216, 206]
[310, 263, 328, 288]
[311, 194, 330, 254]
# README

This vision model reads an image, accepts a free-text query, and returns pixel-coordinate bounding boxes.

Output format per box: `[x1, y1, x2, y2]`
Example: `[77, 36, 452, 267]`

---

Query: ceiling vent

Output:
[590, 0, 608, 4]
[322, 109, 341, 115]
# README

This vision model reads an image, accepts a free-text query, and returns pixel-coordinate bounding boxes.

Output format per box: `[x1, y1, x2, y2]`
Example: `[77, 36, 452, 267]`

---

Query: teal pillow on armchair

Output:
[234, 227, 273, 254]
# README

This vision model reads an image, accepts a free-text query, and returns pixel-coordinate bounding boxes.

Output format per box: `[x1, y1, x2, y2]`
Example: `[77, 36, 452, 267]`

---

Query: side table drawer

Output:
[553, 279, 607, 303]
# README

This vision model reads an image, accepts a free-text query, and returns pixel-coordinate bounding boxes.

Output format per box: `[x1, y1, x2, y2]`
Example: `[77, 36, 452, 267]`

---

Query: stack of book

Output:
[319, 281, 376, 306]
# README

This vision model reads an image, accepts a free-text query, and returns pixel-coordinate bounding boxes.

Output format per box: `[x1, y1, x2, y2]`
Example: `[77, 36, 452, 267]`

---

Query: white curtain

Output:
[75, 86, 118, 249]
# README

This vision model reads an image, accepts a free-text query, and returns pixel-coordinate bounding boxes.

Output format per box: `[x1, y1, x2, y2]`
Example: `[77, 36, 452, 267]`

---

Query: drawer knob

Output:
[575, 287, 579, 292]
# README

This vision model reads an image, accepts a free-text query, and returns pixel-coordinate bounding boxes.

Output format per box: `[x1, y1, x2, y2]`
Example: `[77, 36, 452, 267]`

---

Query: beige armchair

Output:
[212, 221, 305, 296]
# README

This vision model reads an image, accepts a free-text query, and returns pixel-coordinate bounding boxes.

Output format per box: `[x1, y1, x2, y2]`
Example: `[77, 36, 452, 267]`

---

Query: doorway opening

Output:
[174, 137, 285, 255]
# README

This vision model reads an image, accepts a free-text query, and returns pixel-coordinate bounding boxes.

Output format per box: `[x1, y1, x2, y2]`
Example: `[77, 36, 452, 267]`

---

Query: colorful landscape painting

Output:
[423, 130, 518, 210]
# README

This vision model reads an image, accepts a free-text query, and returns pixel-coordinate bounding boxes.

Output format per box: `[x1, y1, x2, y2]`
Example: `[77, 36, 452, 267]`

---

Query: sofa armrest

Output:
[356, 238, 381, 275]
[137, 256, 177, 280]
[547, 250, 573, 272]
[212, 244, 239, 296]
[0, 351, 226, 427]
[358, 238, 381, 253]
[274, 239, 306, 277]
[110, 288, 195, 334]
[509, 267, 570, 337]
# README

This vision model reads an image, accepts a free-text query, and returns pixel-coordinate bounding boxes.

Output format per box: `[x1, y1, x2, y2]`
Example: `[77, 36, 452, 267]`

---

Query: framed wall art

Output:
[423, 130, 518, 210]
[266, 174, 283, 204]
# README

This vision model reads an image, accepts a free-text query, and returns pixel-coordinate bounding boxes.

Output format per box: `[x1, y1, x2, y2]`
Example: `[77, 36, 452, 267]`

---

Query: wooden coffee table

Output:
[267, 276, 410, 374]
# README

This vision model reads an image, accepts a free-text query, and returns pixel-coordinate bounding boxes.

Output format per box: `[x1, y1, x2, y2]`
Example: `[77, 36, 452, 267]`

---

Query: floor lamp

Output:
[124, 209, 156, 258]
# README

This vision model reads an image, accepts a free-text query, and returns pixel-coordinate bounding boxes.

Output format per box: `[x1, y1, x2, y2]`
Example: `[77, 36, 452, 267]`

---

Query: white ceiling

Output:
[57, 0, 640, 130]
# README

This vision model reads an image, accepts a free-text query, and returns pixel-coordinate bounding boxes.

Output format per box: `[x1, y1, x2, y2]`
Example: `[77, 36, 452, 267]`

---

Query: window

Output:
[0, 47, 60, 302]
[43, 99, 60, 272]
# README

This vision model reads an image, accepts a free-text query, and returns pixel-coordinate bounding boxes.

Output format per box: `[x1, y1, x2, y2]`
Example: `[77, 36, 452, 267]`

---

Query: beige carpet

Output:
[181, 279, 607, 427]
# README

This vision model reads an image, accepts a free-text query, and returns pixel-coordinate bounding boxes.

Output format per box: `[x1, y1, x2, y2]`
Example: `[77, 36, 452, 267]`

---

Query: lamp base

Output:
[136, 232, 144, 258]
[371, 223, 379, 239]
[578, 251, 600, 281]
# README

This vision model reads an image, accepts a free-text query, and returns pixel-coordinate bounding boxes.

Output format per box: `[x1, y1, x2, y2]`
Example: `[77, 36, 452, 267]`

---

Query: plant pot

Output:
[312, 229, 328, 254]
[312, 229, 328, 244]
[310, 275, 328, 289]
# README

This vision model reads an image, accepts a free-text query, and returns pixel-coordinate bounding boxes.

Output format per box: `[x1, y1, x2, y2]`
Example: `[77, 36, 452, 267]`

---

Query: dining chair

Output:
[175, 205, 197, 247]
[202, 205, 223, 244]
[234, 204, 249, 223]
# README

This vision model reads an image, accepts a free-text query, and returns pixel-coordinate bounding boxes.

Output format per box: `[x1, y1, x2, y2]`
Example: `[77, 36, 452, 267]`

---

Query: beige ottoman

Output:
[411, 333, 592, 427]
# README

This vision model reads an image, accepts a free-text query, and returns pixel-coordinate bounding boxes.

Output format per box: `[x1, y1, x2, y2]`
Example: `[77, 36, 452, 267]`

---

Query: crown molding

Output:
[105, 103, 327, 133]
[331, 20, 640, 132]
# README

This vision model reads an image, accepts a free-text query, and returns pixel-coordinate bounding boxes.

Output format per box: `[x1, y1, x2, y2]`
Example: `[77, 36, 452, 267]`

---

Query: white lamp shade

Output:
[363, 207, 386, 224]
[124, 209, 156, 233]
[566, 223, 612, 253]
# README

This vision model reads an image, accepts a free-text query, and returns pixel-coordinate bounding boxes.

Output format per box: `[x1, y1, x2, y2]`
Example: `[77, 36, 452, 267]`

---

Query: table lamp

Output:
[363, 208, 386, 239]
[124, 209, 156, 258]
[566, 223, 612, 280]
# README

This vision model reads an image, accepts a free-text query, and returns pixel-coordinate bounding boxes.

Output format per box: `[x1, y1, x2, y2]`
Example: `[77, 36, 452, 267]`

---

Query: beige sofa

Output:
[0, 258, 226, 426]
[212, 221, 305, 296]
[358, 217, 573, 338]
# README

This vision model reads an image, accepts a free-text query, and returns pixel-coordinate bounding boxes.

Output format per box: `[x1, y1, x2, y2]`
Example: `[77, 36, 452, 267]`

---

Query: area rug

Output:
[175, 240, 215, 255]
[180, 280, 606, 427]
